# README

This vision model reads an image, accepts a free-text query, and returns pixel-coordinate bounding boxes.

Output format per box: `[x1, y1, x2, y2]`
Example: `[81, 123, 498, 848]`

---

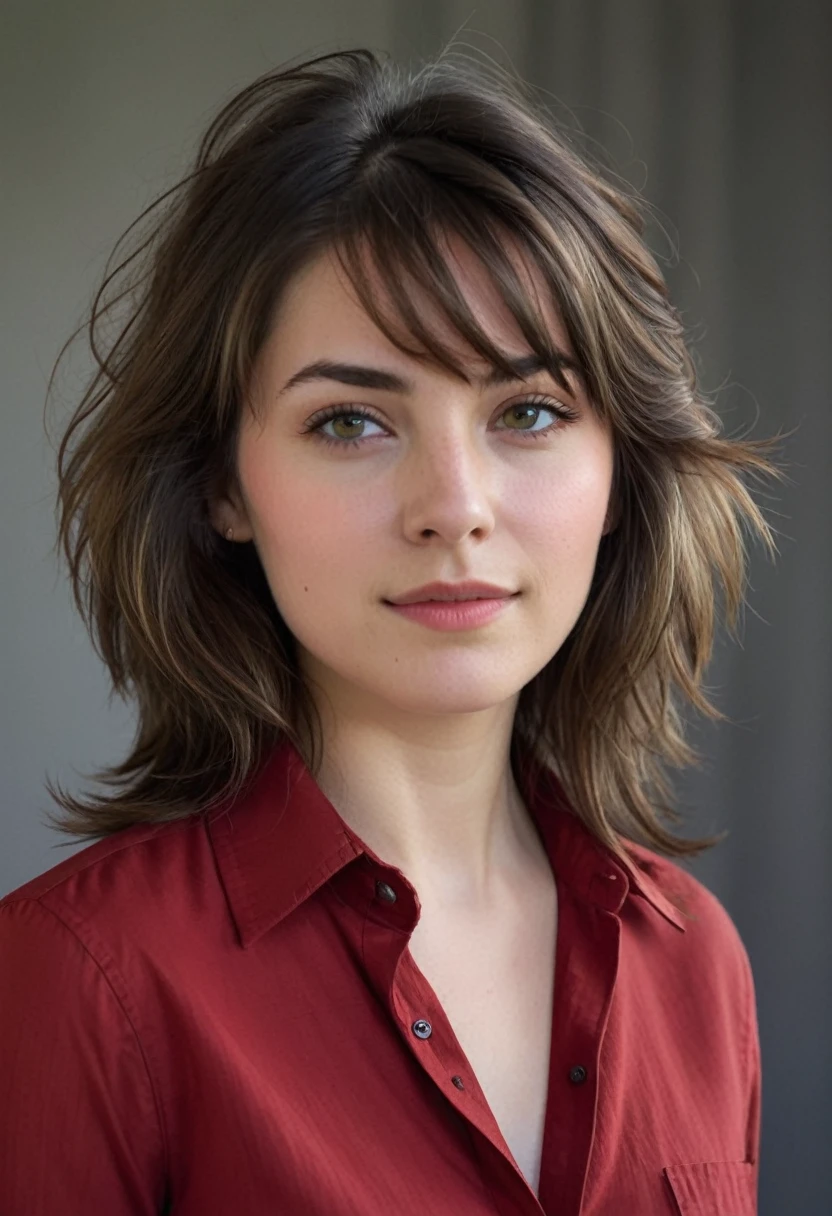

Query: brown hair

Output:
[44, 46, 790, 875]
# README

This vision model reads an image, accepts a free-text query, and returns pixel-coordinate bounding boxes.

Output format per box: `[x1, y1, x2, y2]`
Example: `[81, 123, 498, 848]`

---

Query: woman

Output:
[0, 47, 784, 1215]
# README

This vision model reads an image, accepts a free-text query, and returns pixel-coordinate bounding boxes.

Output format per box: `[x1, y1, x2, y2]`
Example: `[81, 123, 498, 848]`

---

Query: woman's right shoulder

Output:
[0, 811, 209, 957]
[0, 827, 172, 1210]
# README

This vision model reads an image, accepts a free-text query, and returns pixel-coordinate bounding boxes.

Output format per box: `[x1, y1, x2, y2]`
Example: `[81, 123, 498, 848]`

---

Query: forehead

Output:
[264, 233, 575, 377]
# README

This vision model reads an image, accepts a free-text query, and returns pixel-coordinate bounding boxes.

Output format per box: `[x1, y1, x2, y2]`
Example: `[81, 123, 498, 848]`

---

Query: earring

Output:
[225, 527, 234, 541]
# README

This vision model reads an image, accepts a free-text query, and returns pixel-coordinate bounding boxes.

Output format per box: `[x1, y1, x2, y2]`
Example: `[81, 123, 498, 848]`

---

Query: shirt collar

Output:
[206, 737, 687, 948]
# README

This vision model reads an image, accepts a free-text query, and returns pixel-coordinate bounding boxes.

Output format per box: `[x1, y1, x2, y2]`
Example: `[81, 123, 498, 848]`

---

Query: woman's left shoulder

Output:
[624, 840, 755, 978]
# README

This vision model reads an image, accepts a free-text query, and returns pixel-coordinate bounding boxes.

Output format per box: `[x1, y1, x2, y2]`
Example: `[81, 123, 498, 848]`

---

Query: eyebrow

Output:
[276, 352, 584, 399]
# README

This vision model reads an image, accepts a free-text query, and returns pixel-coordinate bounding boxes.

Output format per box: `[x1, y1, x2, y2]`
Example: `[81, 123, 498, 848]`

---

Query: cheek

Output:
[512, 450, 613, 636]
[237, 440, 380, 604]
[519, 452, 612, 556]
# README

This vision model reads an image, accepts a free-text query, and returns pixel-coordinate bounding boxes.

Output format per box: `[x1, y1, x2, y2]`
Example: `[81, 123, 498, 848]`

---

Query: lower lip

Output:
[383, 594, 519, 631]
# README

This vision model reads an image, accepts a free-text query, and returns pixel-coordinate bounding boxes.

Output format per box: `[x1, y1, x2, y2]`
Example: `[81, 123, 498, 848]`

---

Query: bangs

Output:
[331, 164, 587, 402]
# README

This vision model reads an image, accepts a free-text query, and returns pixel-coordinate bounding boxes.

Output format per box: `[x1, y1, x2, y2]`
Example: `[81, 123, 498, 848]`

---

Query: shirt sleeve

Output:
[0, 897, 166, 1214]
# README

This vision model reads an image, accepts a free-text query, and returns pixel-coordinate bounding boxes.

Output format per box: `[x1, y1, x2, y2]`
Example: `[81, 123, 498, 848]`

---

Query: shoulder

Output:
[0, 814, 209, 956]
[622, 838, 756, 1006]
[619, 842, 762, 1168]
[0, 829, 172, 1200]
[0, 813, 219, 1083]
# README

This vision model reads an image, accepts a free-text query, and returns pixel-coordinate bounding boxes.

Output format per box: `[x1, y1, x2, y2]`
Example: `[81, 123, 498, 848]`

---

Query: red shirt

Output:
[0, 738, 761, 1215]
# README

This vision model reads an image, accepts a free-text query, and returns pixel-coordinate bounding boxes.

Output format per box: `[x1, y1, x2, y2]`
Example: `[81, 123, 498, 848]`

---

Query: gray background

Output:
[2, 2, 829, 1212]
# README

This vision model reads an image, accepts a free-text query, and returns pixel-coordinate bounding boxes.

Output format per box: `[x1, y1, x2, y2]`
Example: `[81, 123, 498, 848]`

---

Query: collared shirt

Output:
[0, 737, 760, 1215]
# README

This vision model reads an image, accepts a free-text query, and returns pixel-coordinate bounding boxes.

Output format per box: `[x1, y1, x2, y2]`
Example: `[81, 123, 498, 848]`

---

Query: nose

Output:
[400, 433, 498, 545]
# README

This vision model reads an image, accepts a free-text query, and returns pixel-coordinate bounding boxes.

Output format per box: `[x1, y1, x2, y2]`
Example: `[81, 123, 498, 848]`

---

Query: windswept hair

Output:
[45, 46, 788, 875]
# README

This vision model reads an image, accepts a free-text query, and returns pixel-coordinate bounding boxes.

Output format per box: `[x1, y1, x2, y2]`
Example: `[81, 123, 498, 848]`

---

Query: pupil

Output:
[336, 416, 362, 436]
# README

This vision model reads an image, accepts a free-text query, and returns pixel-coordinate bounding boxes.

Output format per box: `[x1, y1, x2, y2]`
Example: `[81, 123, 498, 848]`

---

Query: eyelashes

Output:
[301, 395, 580, 451]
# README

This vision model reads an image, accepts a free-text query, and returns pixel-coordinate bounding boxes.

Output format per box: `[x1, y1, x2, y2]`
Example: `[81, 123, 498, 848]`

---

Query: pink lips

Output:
[385, 580, 516, 605]
[384, 594, 520, 631]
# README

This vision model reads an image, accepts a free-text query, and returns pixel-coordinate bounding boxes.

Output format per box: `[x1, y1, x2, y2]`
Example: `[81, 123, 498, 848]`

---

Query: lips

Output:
[385, 580, 517, 606]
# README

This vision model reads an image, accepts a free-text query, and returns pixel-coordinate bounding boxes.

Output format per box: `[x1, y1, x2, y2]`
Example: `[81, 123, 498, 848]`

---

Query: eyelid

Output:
[301, 390, 575, 430]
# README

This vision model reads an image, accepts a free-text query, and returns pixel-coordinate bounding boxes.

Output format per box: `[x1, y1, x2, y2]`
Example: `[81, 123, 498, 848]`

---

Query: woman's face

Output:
[215, 237, 615, 732]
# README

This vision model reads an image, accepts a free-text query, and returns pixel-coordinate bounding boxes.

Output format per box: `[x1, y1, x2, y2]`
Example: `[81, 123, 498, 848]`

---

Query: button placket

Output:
[369, 868, 503, 1145]
[536, 885, 622, 1215]
[391, 938, 476, 1113]
[380, 883, 551, 1213]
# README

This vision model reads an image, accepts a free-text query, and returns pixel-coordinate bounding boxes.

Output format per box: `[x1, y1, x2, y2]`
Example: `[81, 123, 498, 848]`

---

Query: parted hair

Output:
[45, 46, 788, 872]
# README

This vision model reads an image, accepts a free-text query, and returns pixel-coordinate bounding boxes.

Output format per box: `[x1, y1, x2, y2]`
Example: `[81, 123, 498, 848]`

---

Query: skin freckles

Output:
[212, 234, 615, 908]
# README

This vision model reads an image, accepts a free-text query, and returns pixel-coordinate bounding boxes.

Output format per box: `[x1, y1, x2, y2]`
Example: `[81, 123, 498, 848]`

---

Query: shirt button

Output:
[451, 1075, 465, 1090]
[569, 1065, 588, 1084]
[375, 881, 397, 903]
[412, 1019, 432, 1039]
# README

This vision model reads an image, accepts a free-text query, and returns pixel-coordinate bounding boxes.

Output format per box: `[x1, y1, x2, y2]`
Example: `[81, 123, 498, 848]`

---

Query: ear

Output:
[208, 485, 255, 543]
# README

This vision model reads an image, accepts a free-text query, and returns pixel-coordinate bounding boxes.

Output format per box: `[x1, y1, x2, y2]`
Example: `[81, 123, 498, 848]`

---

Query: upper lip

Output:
[385, 580, 518, 605]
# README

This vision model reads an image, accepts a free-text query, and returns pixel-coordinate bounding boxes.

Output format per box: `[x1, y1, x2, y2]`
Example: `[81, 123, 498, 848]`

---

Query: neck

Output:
[303, 720, 547, 909]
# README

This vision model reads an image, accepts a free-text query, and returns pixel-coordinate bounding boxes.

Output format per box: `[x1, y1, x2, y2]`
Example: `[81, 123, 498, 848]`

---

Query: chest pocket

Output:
[663, 1160, 757, 1215]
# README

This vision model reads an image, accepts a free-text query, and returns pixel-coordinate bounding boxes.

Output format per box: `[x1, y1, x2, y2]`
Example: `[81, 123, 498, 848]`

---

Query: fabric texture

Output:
[0, 737, 761, 1214]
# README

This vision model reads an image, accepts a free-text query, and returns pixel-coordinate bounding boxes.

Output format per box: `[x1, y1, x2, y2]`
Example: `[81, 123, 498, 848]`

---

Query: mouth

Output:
[384, 590, 521, 603]
[381, 593, 521, 631]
